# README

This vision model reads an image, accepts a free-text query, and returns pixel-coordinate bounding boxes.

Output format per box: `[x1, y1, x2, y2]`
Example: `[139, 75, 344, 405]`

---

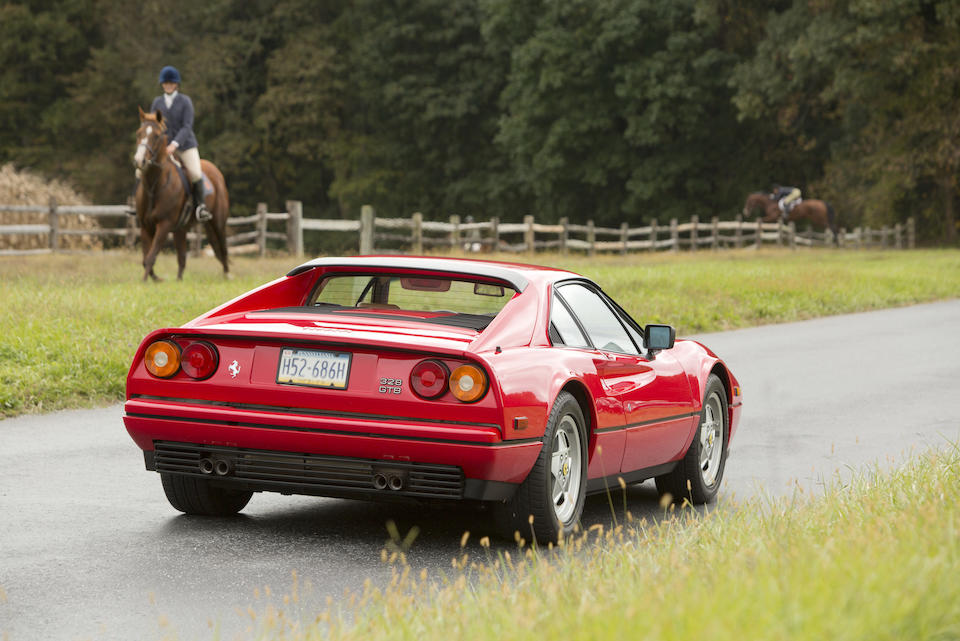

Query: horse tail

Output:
[206, 217, 229, 270]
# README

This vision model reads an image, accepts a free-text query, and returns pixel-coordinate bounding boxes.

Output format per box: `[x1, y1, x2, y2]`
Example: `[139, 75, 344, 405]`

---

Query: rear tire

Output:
[493, 391, 587, 544]
[161, 473, 252, 516]
[656, 374, 728, 504]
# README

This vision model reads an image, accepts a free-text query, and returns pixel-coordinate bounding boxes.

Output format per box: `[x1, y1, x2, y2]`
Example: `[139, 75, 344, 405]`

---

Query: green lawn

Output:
[1, 248, 959, 417]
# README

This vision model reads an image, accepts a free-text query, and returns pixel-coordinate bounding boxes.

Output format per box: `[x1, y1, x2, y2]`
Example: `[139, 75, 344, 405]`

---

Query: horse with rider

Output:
[132, 65, 230, 281]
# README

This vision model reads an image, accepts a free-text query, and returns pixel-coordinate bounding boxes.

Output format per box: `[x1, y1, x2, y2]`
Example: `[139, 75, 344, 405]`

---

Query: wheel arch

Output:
[556, 378, 596, 454]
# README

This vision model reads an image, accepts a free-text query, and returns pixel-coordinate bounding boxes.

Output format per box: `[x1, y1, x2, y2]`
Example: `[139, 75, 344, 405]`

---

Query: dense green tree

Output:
[732, 0, 959, 242]
[0, 0, 955, 244]
[326, 0, 512, 219]
[0, 0, 100, 174]
[486, 0, 760, 225]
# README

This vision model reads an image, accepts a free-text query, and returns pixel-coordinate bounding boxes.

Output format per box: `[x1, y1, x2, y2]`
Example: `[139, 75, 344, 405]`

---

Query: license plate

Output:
[276, 348, 351, 389]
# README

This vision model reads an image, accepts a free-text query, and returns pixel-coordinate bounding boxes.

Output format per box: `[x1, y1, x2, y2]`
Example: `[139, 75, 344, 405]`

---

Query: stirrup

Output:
[196, 204, 212, 222]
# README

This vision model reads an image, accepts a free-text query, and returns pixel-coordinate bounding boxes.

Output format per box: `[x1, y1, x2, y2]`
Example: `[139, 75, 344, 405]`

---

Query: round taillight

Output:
[449, 364, 488, 403]
[181, 341, 219, 380]
[144, 340, 181, 378]
[410, 359, 449, 399]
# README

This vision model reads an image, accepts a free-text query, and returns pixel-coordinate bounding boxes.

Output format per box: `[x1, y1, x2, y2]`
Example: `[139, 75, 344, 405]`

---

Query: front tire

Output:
[656, 374, 729, 504]
[161, 473, 252, 516]
[494, 391, 587, 543]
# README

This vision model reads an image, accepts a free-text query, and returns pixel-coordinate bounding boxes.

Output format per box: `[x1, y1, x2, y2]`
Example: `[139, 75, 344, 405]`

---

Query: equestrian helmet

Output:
[158, 66, 181, 84]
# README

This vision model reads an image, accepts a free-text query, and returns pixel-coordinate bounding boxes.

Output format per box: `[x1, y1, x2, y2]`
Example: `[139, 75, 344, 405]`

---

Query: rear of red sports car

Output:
[123, 257, 552, 512]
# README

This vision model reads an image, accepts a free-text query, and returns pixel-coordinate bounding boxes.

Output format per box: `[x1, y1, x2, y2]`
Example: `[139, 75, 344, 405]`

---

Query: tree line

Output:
[1, 0, 956, 243]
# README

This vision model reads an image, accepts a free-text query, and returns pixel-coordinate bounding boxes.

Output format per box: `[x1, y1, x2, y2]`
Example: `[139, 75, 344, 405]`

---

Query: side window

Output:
[557, 283, 640, 355]
[550, 294, 590, 348]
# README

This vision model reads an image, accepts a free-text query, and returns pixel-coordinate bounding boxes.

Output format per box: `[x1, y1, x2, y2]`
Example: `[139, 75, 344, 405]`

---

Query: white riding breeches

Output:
[179, 147, 203, 183]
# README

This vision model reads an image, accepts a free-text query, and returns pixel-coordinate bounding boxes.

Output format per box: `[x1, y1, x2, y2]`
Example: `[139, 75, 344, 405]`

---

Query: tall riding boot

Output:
[192, 178, 211, 222]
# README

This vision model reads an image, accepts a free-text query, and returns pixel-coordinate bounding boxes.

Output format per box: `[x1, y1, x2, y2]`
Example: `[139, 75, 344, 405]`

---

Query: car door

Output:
[554, 282, 696, 476]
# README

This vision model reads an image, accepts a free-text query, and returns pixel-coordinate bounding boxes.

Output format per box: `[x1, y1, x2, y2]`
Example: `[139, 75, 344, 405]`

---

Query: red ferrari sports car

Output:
[123, 256, 741, 541]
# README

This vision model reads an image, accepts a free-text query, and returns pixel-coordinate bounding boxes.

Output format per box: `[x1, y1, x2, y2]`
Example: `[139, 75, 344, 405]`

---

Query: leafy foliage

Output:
[0, 0, 956, 242]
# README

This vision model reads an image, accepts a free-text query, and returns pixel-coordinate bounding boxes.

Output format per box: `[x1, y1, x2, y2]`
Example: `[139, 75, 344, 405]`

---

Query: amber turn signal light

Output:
[144, 340, 181, 378]
[449, 364, 488, 403]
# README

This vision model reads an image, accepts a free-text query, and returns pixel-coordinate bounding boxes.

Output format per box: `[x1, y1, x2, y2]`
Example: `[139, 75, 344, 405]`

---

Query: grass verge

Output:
[2, 248, 959, 417]
[249, 446, 960, 641]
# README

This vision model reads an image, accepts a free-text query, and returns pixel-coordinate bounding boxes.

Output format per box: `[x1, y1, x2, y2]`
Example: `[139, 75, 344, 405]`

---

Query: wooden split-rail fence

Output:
[0, 199, 917, 257]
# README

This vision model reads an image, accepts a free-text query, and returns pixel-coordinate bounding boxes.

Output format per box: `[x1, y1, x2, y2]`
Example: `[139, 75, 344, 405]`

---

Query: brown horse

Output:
[743, 192, 838, 241]
[133, 107, 230, 281]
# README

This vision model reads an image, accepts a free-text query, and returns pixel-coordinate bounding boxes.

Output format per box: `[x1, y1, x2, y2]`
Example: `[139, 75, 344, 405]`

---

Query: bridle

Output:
[134, 122, 168, 217]
[135, 123, 165, 172]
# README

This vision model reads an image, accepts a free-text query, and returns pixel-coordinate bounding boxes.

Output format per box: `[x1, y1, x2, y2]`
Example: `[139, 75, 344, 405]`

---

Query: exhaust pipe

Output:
[388, 475, 404, 491]
[199, 458, 214, 474]
[213, 458, 232, 476]
[372, 474, 388, 490]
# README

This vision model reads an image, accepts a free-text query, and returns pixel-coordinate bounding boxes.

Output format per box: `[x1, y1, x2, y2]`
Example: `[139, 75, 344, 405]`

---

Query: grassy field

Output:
[232, 446, 960, 641]
[1, 248, 959, 418]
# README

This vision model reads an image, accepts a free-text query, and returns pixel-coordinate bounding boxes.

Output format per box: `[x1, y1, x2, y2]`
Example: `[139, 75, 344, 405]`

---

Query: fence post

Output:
[690, 215, 699, 252]
[735, 214, 743, 249]
[776, 219, 783, 247]
[620, 222, 629, 255]
[711, 216, 719, 251]
[285, 200, 303, 257]
[587, 220, 595, 257]
[907, 217, 916, 248]
[838, 227, 847, 249]
[48, 196, 59, 252]
[670, 218, 679, 252]
[449, 214, 461, 251]
[559, 217, 568, 256]
[256, 202, 268, 256]
[649, 218, 658, 252]
[490, 216, 500, 252]
[412, 212, 423, 254]
[788, 222, 796, 250]
[524, 214, 535, 255]
[894, 222, 902, 249]
[360, 205, 375, 255]
[755, 217, 763, 249]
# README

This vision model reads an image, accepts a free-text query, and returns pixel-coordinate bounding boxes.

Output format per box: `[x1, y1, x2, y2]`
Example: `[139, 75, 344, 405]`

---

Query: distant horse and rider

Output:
[133, 108, 230, 281]
[132, 65, 229, 281]
[742, 186, 839, 243]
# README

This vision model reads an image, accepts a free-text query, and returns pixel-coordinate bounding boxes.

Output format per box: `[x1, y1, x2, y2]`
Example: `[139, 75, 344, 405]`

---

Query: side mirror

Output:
[644, 324, 675, 357]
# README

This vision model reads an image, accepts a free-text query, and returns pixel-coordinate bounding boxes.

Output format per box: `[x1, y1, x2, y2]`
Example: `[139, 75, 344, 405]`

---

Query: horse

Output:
[743, 192, 839, 242]
[133, 106, 230, 281]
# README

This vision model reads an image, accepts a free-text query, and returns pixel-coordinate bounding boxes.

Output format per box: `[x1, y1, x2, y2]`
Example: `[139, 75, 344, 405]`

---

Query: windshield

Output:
[303, 273, 518, 330]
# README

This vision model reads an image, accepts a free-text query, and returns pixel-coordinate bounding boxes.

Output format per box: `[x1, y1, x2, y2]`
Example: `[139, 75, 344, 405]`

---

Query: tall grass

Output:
[244, 446, 960, 641]
[1, 249, 959, 417]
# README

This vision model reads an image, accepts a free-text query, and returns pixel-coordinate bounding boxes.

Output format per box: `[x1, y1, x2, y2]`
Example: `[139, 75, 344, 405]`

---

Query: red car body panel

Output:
[124, 256, 742, 504]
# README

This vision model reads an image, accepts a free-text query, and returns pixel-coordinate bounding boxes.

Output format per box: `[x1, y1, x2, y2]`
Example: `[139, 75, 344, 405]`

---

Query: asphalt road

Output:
[2, 299, 959, 641]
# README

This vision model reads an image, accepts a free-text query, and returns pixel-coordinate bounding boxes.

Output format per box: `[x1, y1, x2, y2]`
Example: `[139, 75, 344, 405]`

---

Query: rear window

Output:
[304, 274, 518, 329]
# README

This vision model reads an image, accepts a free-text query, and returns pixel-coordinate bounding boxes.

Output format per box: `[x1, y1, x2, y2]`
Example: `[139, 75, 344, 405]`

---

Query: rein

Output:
[138, 130, 168, 218]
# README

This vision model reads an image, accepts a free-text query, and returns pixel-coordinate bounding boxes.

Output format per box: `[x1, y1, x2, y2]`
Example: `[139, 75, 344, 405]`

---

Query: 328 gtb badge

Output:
[378, 377, 402, 394]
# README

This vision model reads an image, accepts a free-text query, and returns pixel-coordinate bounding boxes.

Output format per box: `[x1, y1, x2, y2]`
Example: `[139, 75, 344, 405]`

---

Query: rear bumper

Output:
[123, 397, 541, 501]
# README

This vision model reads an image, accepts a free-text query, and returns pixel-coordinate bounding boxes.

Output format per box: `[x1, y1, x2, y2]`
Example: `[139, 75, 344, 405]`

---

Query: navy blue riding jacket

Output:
[149, 93, 198, 151]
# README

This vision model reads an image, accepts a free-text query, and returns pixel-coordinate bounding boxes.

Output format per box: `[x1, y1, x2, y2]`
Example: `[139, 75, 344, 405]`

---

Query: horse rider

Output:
[148, 65, 211, 222]
[770, 184, 801, 220]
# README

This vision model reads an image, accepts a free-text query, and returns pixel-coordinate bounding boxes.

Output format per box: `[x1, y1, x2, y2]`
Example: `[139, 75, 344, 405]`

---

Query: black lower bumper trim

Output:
[149, 441, 516, 503]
